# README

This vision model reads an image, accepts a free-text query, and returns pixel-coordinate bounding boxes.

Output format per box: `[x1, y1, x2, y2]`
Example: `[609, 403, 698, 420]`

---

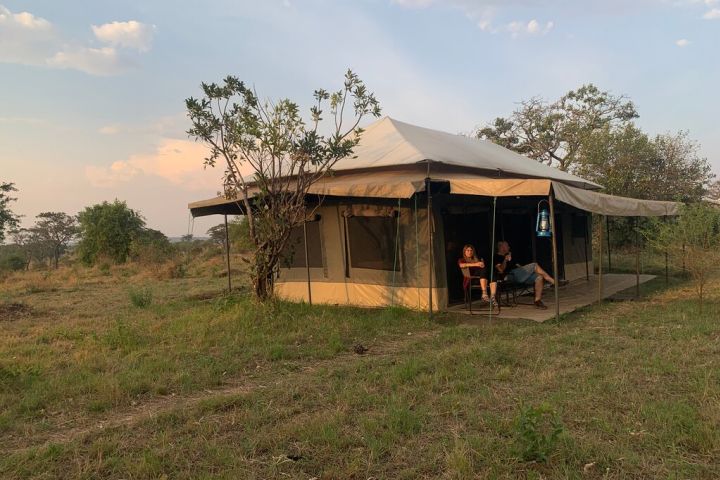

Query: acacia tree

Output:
[11, 228, 47, 270]
[186, 70, 381, 299]
[1, 182, 20, 243]
[477, 84, 638, 172]
[30, 212, 78, 268]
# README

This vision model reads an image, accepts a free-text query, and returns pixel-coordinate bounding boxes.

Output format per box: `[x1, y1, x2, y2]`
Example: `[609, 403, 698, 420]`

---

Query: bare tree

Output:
[186, 70, 380, 300]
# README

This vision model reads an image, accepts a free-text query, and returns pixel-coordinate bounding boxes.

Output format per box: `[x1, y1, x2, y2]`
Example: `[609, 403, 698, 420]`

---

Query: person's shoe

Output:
[481, 294, 490, 303]
[534, 299, 548, 309]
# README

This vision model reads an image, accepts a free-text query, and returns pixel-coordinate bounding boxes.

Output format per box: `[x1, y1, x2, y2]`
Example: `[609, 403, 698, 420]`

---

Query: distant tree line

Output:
[0, 187, 253, 274]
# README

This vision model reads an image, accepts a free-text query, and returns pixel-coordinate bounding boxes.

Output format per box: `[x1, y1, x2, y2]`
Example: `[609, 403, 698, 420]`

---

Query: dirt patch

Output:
[0, 302, 33, 321]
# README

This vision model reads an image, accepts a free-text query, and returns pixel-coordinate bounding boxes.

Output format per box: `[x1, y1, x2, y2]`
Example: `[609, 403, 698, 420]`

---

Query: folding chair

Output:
[460, 268, 500, 315]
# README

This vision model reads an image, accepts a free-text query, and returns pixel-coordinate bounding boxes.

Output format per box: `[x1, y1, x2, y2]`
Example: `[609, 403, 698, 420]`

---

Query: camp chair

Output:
[460, 267, 500, 315]
[496, 272, 537, 306]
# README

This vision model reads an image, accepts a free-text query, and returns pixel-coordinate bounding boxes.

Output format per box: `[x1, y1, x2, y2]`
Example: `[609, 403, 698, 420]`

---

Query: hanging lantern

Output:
[536, 200, 552, 237]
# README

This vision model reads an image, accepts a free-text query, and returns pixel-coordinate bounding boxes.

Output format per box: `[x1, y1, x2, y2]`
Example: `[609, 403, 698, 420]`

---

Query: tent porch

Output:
[448, 273, 656, 322]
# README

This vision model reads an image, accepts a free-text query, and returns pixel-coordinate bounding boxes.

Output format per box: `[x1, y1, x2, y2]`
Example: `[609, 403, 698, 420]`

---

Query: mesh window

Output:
[347, 216, 400, 271]
[280, 221, 323, 268]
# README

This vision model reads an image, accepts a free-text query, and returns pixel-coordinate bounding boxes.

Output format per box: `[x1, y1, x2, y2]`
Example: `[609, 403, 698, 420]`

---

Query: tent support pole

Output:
[549, 190, 560, 321]
[635, 217, 640, 299]
[303, 219, 312, 305]
[598, 214, 603, 304]
[224, 214, 232, 293]
[489, 197, 497, 318]
[426, 168, 433, 317]
[583, 214, 590, 281]
[606, 216, 612, 272]
[664, 216, 669, 285]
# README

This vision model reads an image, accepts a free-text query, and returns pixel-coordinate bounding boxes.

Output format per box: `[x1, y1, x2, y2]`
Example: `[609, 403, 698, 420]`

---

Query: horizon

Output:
[2, 0, 719, 237]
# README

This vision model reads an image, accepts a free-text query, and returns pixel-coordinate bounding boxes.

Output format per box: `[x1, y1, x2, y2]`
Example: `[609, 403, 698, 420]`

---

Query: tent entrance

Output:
[442, 197, 565, 304]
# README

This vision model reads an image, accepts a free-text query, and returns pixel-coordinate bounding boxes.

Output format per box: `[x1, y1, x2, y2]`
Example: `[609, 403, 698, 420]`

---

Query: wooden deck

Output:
[447, 273, 656, 322]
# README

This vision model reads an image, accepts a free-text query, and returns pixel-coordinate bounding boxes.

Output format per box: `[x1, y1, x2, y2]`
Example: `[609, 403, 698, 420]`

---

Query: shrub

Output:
[129, 228, 175, 264]
[0, 254, 26, 272]
[128, 287, 153, 308]
[514, 403, 564, 463]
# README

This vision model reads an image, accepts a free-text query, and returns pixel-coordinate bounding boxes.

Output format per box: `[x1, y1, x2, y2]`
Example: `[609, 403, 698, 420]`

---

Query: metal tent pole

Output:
[598, 214, 604, 303]
[489, 197, 497, 319]
[548, 191, 560, 321]
[426, 164, 433, 317]
[303, 218, 312, 305]
[635, 217, 640, 299]
[583, 214, 590, 281]
[606, 216, 612, 272]
[224, 214, 232, 293]
[664, 216, 669, 285]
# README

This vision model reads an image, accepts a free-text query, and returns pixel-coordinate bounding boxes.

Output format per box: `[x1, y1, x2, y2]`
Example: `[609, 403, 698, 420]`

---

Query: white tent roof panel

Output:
[333, 117, 601, 190]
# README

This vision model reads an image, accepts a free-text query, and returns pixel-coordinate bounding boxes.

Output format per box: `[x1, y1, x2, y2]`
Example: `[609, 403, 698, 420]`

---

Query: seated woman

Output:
[494, 241, 555, 309]
[458, 244, 497, 303]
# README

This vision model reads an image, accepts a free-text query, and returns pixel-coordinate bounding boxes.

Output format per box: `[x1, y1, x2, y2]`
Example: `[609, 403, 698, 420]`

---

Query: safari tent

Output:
[189, 117, 678, 315]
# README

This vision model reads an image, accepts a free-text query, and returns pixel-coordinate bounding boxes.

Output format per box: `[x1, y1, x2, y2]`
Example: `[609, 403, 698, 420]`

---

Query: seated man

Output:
[494, 241, 555, 309]
[458, 244, 497, 303]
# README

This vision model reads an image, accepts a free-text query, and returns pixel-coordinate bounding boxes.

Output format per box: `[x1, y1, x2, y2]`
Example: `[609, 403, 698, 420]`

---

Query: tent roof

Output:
[331, 117, 601, 190]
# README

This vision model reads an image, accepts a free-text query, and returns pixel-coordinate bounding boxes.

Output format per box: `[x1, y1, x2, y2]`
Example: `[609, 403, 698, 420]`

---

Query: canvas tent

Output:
[189, 117, 678, 314]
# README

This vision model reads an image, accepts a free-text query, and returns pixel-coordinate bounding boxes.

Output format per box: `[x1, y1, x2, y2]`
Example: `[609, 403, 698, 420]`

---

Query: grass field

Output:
[1, 260, 719, 479]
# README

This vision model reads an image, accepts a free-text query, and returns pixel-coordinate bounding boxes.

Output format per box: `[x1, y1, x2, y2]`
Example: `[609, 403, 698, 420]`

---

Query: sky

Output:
[2, 0, 719, 237]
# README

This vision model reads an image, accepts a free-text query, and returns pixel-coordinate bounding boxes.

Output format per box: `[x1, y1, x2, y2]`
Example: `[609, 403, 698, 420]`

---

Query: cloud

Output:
[391, 0, 555, 35]
[0, 4, 56, 65]
[703, 7, 720, 17]
[97, 114, 188, 137]
[0, 5, 50, 29]
[0, 4, 151, 75]
[507, 19, 554, 37]
[92, 20, 155, 52]
[46, 46, 129, 76]
[85, 139, 222, 190]
[675, 38, 691, 46]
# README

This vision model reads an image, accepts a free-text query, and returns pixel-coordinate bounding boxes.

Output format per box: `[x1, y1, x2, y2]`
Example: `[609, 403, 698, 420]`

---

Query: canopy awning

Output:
[189, 171, 679, 217]
[551, 182, 679, 216]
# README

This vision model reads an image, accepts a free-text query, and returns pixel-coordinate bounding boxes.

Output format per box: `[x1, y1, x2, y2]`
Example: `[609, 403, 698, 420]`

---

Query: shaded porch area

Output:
[448, 273, 656, 322]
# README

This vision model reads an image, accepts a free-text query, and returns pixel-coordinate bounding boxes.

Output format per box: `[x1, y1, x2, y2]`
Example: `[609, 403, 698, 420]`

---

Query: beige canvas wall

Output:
[275, 201, 447, 309]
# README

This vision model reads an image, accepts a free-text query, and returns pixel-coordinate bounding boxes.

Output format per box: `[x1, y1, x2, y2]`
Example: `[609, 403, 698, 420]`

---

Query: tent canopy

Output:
[188, 117, 679, 218]
[332, 117, 601, 190]
[189, 171, 679, 217]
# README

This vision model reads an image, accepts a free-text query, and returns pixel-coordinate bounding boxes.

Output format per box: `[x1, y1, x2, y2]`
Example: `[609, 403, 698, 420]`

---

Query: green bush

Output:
[128, 287, 153, 308]
[0, 254, 26, 272]
[514, 403, 564, 463]
[129, 228, 175, 264]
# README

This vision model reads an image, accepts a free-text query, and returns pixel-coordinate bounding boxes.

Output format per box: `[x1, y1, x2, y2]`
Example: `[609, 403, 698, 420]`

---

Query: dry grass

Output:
[1, 261, 719, 478]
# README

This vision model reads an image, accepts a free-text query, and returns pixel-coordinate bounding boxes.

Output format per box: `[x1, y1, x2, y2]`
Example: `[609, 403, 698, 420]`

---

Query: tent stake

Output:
[548, 191, 560, 321]
[303, 219, 312, 305]
[224, 214, 232, 293]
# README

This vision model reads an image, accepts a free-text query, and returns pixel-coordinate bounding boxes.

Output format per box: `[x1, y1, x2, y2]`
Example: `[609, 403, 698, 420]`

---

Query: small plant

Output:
[514, 403, 564, 463]
[128, 287, 153, 308]
[98, 262, 111, 276]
